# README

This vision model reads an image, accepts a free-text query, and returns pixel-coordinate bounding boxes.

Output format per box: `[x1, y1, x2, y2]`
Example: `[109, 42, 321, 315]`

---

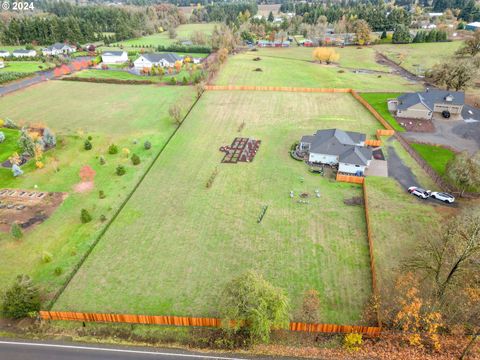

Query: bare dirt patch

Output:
[0, 189, 67, 232]
[73, 181, 94, 193]
[396, 117, 435, 132]
[343, 196, 364, 206]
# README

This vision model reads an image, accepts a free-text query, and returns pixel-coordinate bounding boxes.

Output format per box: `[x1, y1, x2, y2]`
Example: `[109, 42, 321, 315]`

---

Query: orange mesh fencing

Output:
[204, 85, 352, 93]
[39, 311, 381, 335]
[350, 91, 395, 131]
[336, 173, 365, 184]
[376, 129, 394, 137]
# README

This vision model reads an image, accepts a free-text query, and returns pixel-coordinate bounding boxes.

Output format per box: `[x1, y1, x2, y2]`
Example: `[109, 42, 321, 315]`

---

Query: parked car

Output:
[408, 186, 431, 199]
[430, 191, 455, 203]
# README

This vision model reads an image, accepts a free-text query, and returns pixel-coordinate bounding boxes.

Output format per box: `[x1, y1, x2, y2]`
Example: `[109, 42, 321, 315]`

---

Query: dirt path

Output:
[375, 52, 425, 84]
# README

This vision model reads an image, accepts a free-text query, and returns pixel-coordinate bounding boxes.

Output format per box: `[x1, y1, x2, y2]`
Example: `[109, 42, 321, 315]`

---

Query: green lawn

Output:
[215, 49, 421, 91]
[0, 61, 54, 73]
[73, 69, 200, 84]
[54, 91, 387, 324]
[251, 46, 390, 72]
[359, 92, 405, 132]
[115, 23, 218, 48]
[375, 41, 463, 75]
[410, 143, 456, 177]
[365, 176, 444, 302]
[0, 81, 197, 305]
[0, 128, 21, 162]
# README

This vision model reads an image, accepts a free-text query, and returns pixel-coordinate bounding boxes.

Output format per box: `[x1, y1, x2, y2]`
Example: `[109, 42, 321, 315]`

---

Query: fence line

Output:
[336, 173, 364, 184]
[365, 139, 382, 147]
[39, 311, 381, 336]
[362, 182, 381, 327]
[204, 85, 352, 93]
[350, 91, 395, 131]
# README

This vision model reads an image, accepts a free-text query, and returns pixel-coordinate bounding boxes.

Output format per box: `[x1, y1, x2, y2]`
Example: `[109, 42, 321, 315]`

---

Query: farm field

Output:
[0, 61, 54, 73]
[359, 92, 405, 132]
[53, 90, 387, 324]
[215, 49, 421, 91]
[72, 69, 199, 84]
[253, 46, 390, 72]
[114, 23, 218, 48]
[0, 81, 197, 304]
[376, 41, 462, 75]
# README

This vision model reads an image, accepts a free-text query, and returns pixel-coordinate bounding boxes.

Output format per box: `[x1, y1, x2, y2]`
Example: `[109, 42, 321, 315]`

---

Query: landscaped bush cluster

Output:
[0, 72, 32, 85]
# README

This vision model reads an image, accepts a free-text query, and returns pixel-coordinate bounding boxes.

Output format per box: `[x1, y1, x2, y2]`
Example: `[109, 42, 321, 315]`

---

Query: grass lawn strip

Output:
[410, 143, 455, 177]
[0, 128, 21, 162]
[54, 91, 383, 324]
[359, 92, 405, 132]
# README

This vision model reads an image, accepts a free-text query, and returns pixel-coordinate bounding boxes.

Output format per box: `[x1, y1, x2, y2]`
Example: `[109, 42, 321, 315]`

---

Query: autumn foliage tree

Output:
[313, 47, 340, 64]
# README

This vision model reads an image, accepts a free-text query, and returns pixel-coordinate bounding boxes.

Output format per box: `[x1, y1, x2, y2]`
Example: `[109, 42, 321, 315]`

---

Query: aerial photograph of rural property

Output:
[0, 0, 479, 359]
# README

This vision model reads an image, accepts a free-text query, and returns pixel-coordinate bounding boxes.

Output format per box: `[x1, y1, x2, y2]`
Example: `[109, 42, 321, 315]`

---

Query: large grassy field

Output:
[54, 91, 387, 324]
[0, 81, 196, 304]
[215, 48, 421, 91]
[115, 23, 218, 48]
[376, 41, 462, 75]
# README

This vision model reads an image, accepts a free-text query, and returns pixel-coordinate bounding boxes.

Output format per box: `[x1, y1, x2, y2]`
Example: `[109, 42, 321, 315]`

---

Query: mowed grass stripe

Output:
[55, 91, 378, 324]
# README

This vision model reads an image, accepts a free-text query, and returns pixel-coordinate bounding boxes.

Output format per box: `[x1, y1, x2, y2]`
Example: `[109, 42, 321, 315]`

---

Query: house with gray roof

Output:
[388, 89, 480, 121]
[299, 129, 372, 175]
[101, 51, 128, 64]
[42, 43, 76, 56]
[133, 53, 182, 69]
[0, 50, 10, 58]
[12, 49, 37, 58]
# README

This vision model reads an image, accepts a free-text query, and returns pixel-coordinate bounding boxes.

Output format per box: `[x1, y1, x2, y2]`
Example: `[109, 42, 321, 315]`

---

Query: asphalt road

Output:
[0, 340, 271, 360]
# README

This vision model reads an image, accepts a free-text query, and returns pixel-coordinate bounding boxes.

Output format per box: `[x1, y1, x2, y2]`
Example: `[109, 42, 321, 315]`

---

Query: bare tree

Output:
[456, 30, 480, 57]
[446, 151, 480, 196]
[168, 104, 182, 126]
[427, 60, 477, 91]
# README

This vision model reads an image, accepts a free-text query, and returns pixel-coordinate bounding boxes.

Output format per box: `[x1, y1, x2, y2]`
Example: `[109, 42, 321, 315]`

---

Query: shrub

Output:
[87, 135, 92, 141]
[100, 214, 107, 222]
[1, 275, 40, 319]
[11, 223, 23, 239]
[84, 139, 92, 150]
[116, 165, 126, 176]
[41, 251, 53, 263]
[0, 131, 5, 143]
[131, 154, 140, 165]
[144, 141, 152, 150]
[99, 155, 106, 165]
[182, 76, 188, 85]
[108, 144, 119, 154]
[81, 209, 92, 223]
[343, 333, 362, 351]
[54, 267, 63, 276]
[169, 77, 177, 85]
[99, 190, 106, 199]
[122, 147, 130, 158]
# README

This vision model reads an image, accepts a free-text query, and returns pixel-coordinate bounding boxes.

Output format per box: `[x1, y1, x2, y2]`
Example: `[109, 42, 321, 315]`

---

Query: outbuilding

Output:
[101, 51, 128, 64]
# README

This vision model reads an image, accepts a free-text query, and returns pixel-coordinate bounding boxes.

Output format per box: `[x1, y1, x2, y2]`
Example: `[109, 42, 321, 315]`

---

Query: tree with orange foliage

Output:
[174, 60, 182, 73]
[312, 47, 340, 64]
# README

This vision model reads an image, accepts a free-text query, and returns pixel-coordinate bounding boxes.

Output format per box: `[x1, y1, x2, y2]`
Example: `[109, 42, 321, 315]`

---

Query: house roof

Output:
[339, 146, 372, 166]
[300, 129, 371, 166]
[45, 43, 74, 51]
[0, 50, 9, 53]
[140, 53, 182, 63]
[13, 49, 35, 54]
[102, 51, 126, 56]
[397, 90, 465, 111]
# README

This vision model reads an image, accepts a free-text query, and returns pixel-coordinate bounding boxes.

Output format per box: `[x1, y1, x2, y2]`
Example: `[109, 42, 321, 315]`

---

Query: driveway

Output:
[402, 118, 480, 154]
[387, 144, 420, 189]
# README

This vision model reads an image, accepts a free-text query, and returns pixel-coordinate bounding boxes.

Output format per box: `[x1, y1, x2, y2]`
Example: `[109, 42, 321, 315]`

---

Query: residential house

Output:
[101, 51, 128, 64]
[42, 43, 76, 56]
[0, 60, 4, 69]
[0, 50, 10, 58]
[133, 53, 182, 69]
[299, 129, 372, 175]
[466, 22, 480, 31]
[12, 49, 37, 58]
[388, 90, 480, 121]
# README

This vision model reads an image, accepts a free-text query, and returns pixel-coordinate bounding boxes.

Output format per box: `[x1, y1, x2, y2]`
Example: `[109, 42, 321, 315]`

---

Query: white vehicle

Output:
[408, 186, 431, 199]
[430, 191, 455, 203]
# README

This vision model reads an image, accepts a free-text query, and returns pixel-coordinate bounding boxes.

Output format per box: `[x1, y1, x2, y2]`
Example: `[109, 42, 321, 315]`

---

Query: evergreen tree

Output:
[268, 11, 274, 22]
[392, 25, 411, 44]
[1, 274, 40, 319]
[11, 223, 23, 240]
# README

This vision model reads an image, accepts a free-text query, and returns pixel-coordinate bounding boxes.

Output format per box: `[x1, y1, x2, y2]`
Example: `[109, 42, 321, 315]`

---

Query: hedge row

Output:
[63, 77, 154, 85]
[0, 72, 32, 84]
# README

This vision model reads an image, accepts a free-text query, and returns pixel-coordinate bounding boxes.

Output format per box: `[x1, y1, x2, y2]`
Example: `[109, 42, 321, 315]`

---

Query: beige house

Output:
[388, 90, 465, 120]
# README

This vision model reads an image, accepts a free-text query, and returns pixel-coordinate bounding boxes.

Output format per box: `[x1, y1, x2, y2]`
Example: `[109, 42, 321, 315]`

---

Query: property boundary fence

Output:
[39, 311, 382, 336]
[365, 139, 382, 147]
[350, 90, 395, 131]
[204, 85, 352, 93]
[336, 173, 364, 184]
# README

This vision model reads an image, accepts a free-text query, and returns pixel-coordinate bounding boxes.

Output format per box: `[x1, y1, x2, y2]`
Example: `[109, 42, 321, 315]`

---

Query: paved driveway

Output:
[402, 118, 480, 154]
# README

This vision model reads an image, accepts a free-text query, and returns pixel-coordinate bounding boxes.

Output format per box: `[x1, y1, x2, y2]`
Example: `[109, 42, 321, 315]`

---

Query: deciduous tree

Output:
[445, 151, 480, 194]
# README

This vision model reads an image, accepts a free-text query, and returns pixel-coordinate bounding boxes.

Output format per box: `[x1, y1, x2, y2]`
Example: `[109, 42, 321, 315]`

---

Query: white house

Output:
[0, 60, 4, 69]
[299, 129, 372, 175]
[12, 49, 37, 58]
[133, 53, 182, 69]
[42, 43, 76, 56]
[0, 50, 10, 58]
[101, 51, 128, 64]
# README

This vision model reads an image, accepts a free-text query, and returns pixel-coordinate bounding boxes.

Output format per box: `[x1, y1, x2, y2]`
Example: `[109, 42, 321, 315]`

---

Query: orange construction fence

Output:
[204, 85, 352, 93]
[336, 173, 365, 184]
[350, 91, 395, 132]
[39, 311, 381, 335]
[376, 129, 395, 137]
